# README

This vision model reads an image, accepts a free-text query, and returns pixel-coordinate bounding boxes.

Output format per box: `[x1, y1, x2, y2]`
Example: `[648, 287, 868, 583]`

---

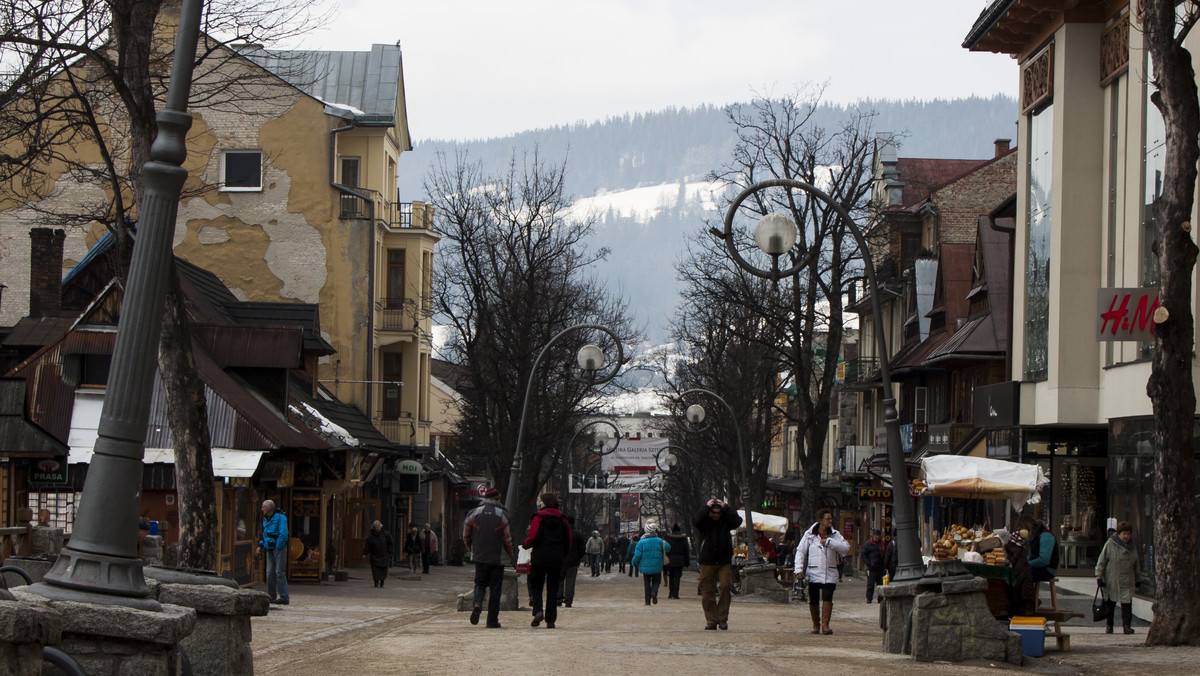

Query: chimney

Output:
[28, 228, 65, 318]
[994, 138, 1012, 157]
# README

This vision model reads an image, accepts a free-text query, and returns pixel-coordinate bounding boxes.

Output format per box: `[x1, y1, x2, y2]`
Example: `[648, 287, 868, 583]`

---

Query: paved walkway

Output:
[250, 564, 1198, 675]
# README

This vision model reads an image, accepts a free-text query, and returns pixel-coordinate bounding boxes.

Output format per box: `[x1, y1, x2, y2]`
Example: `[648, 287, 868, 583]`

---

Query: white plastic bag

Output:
[515, 546, 531, 574]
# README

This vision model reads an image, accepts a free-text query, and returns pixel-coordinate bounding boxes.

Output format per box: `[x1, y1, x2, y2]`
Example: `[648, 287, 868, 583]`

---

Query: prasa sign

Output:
[1096, 288, 1160, 341]
[31, 458, 67, 484]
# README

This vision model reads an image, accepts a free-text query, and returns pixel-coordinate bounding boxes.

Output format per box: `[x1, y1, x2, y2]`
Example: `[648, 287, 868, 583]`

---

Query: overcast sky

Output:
[301, 0, 1017, 142]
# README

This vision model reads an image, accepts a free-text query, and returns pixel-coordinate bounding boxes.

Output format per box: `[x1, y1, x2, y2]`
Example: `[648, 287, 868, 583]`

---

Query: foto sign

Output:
[859, 487, 892, 502]
[31, 458, 67, 484]
[1097, 288, 1160, 341]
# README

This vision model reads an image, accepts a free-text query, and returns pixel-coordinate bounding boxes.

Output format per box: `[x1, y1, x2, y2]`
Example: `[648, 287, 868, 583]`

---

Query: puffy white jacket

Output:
[793, 522, 850, 584]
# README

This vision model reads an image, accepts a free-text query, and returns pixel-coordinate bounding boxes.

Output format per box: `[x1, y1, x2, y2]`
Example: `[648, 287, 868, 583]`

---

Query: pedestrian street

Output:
[249, 563, 1194, 676]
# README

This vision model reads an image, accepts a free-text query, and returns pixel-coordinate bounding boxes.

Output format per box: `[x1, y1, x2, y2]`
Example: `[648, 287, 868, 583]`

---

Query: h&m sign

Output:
[1097, 288, 1161, 341]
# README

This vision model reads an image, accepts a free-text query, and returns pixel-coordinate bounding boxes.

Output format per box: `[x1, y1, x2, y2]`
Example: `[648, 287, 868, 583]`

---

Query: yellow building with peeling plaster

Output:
[0, 40, 438, 458]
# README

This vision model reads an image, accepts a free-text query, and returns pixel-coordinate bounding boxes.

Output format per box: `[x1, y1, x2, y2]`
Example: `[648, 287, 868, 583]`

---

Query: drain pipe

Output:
[330, 122, 376, 418]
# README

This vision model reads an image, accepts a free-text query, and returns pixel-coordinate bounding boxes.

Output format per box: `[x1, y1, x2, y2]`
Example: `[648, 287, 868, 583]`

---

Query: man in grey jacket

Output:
[463, 486, 514, 628]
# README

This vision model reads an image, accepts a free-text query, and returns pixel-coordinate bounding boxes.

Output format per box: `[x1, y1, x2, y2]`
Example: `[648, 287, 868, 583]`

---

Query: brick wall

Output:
[929, 151, 1017, 245]
[27, 228, 65, 318]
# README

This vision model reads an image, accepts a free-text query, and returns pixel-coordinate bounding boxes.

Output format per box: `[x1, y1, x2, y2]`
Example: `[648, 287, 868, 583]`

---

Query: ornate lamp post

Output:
[504, 324, 623, 517]
[678, 388, 757, 556]
[565, 418, 621, 521]
[29, 0, 206, 610]
[714, 178, 923, 583]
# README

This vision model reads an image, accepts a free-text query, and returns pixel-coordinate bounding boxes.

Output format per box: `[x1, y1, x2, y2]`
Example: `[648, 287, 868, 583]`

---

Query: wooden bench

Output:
[1032, 579, 1084, 651]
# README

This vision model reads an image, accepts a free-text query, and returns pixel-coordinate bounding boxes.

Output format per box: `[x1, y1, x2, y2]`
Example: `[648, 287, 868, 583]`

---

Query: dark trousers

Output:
[559, 565, 579, 605]
[1103, 600, 1134, 630]
[643, 572, 662, 604]
[422, 550, 433, 574]
[588, 553, 601, 576]
[866, 567, 884, 601]
[473, 563, 504, 625]
[528, 565, 562, 625]
[618, 557, 626, 573]
[666, 566, 683, 598]
[1031, 566, 1054, 582]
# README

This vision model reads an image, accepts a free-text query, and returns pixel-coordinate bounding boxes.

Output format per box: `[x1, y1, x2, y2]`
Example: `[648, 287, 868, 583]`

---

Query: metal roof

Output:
[242, 44, 401, 123]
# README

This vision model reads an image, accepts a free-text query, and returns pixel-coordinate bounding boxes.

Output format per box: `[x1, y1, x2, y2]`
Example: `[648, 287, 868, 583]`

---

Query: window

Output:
[1024, 102, 1054, 381]
[220, 150, 263, 191]
[387, 249, 406, 307]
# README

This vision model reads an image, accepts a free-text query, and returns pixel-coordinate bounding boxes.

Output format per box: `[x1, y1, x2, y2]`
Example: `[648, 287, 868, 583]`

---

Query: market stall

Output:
[916, 455, 1049, 619]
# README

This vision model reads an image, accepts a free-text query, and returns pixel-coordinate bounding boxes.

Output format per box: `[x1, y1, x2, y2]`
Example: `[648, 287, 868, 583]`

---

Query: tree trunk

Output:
[158, 263, 219, 570]
[1144, 0, 1200, 647]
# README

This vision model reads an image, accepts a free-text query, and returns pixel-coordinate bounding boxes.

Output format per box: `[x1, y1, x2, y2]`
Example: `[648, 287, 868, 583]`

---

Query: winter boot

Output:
[821, 601, 834, 635]
[809, 603, 821, 634]
[1122, 603, 1135, 634]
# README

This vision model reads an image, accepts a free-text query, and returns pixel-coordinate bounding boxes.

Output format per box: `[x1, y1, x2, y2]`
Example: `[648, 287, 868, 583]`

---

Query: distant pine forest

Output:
[402, 95, 1018, 342]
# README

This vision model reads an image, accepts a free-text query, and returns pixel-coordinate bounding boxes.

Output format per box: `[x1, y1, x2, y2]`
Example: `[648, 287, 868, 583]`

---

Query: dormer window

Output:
[220, 150, 263, 191]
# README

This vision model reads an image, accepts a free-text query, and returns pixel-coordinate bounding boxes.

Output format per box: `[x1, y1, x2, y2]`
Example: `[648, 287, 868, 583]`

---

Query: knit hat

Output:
[483, 487, 501, 500]
[644, 523, 657, 535]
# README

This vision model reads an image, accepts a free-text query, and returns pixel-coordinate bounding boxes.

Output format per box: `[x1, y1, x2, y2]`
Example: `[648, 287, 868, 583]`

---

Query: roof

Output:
[964, 1, 1113, 56]
[0, 378, 67, 455]
[224, 303, 335, 355]
[290, 375, 397, 451]
[242, 44, 402, 123]
[3, 316, 77, 347]
[894, 158, 991, 210]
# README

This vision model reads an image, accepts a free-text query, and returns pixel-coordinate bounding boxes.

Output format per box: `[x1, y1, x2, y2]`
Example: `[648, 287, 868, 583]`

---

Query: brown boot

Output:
[821, 601, 833, 634]
[809, 604, 821, 634]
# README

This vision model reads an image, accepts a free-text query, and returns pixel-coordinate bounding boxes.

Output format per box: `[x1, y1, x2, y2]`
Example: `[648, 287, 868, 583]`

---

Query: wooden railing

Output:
[0, 525, 32, 560]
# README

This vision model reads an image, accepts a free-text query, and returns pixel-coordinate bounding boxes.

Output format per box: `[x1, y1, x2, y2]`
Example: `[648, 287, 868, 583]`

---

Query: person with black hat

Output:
[861, 529, 885, 603]
[664, 523, 690, 599]
[463, 486, 513, 628]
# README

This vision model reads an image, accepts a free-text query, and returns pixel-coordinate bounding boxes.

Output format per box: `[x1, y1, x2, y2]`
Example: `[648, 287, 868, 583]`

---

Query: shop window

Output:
[1024, 102, 1053, 381]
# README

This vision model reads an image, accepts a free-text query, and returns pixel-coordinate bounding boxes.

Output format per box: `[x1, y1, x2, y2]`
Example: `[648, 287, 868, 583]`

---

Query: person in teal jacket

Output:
[257, 499, 290, 605]
[632, 524, 670, 606]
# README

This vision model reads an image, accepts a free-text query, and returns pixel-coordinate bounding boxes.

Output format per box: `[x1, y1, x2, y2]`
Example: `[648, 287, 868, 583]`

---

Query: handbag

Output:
[1091, 582, 1109, 622]
[515, 546, 532, 575]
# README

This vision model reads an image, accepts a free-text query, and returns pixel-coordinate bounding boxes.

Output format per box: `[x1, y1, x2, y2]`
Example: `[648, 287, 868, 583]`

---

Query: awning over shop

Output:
[67, 446, 266, 478]
[734, 511, 789, 533]
[918, 455, 1047, 508]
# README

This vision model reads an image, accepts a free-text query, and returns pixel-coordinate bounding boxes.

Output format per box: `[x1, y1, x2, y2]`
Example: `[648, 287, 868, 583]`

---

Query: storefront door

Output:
[1051, 456, 1107, 572]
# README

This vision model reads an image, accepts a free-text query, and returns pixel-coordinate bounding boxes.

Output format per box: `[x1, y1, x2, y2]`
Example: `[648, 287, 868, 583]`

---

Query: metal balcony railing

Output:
[338, 189, 429, 230]
[377, 298, 417, 332]
[839, 356, 880, 388]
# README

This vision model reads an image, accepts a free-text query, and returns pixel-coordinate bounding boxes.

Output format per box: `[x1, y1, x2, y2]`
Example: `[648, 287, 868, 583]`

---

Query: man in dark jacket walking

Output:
[616, 534, 630, 573]
[558, 514, 585, 607]
[664, 523, 690, 599]
[463, 486, 513, 628]
[692, 498, 743, 630]
[861, 529, 884, 603]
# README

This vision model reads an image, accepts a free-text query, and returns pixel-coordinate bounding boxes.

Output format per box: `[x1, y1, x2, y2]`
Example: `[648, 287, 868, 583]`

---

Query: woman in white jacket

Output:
[793, 509, 850, 635]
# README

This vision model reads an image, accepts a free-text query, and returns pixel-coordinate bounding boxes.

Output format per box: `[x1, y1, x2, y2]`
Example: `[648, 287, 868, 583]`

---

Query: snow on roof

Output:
[290, 402, 360, 447]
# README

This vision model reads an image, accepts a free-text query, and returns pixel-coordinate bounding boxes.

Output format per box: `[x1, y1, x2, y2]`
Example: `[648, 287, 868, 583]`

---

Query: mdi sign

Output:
[1097, 288, 1161, 341]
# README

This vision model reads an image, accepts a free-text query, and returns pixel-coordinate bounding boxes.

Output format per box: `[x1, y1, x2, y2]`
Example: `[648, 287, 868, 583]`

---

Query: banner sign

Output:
[601, 437, 670, 472]
[31, 458, 67, 484]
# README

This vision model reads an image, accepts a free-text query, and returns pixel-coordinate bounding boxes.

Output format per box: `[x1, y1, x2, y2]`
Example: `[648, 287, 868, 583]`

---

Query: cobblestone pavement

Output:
[250, 564, 1198, 675]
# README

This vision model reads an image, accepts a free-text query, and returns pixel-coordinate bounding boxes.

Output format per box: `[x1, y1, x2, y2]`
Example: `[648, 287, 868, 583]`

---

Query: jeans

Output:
[698, 563, 732, 624]
[866, 567, 884, 601]
[559, 565, 578, 605]
[266, 547, 289, 602]
[473, 564, 504, 625]
[588, 553, 601, 576]
[527, 565, 562, 625]
[643, 572, 662, 604]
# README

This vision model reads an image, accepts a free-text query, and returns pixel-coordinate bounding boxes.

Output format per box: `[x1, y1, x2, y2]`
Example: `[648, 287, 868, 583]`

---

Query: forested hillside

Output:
[403, 95, 1018, 341]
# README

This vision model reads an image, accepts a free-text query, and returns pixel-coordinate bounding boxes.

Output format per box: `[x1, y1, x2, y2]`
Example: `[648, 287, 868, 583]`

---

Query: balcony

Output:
[374, 412, 431, 447]
[338, 189, 432, 230]
[838, 356, 879, 390]
[377, 298, 418, 332]
[925, 423, 975, 454]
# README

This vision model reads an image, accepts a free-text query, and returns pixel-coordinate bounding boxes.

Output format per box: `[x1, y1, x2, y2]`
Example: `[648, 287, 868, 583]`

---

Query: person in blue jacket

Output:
[632, 523, 670, 605]
[1021, 518, 1059, 582]
[626, 534, 640, 577]
[257, 499, 290, 605]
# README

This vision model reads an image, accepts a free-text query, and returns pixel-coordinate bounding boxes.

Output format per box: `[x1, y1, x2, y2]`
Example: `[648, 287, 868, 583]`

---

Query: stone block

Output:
[12, 589, 195, 646]
[2, 556, 54, 584]
[156, 582, 269, 617]
[29, 527, 63, 556]
[0, 643, 43, 676]
[739, 564, 789, 603]
[457, 571, 519, 612]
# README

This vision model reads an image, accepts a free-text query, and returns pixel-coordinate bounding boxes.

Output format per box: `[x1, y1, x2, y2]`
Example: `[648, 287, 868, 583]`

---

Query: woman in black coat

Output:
[522, 493, 571, 628]
[363, 520, 394, 588]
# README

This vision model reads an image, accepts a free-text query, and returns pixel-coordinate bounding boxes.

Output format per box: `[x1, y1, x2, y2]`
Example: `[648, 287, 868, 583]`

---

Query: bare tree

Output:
[427, 148, 639, 534]
[686, 88, 876, 528]
[0, 0, 326, 569]
[1141, 0, 1200, 647]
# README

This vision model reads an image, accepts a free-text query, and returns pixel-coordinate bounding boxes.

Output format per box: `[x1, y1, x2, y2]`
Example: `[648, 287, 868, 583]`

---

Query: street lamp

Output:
[29, 0, 206, 610]
[504, 323, 623, 517]
[678, 388, 757, 557]
[565, 419, 621, 523]
[715, 178, 923, 583]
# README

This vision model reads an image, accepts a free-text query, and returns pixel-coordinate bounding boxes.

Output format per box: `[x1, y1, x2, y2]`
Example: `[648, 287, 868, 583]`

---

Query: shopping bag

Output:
[515, 546, 531, 575]
[1091, 583, 1109, 622]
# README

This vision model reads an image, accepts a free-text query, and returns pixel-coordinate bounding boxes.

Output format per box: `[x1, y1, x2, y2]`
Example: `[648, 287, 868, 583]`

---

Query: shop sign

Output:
[858, 487, 892, 502]
[1096, 288, 1160, 341]
[786, 498, 802, 511]
[30, 458, 67, 484]
[396, 460, 422, 474]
